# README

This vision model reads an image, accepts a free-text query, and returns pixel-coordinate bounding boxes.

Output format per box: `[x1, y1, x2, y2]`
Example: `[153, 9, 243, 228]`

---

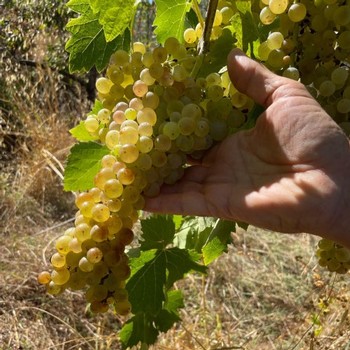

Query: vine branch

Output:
[198, 0, 219, 55]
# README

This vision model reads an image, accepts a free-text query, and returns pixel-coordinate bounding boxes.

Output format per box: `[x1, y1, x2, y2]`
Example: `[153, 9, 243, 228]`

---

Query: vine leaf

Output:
[65, 0, 130, 72]
[140, 215, 176, 251]
[63, 142, 109, 191]
[154, 0, 191, 44]
[119, 313, 159, 349]
[202, 220, 235, 265]
[127, 247, 205, 314]
[69, 122, 99, 142]
[89, 0, 135, 42]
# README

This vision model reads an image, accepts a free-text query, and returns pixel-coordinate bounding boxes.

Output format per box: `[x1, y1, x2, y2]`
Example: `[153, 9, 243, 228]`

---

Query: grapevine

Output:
[38, 0, 350, 347]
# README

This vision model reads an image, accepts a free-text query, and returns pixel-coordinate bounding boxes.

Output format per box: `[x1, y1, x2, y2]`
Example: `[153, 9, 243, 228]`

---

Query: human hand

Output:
[145, 49, 350, 247]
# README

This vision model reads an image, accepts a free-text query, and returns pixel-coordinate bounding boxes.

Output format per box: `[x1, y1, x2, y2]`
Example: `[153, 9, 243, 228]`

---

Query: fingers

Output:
[227, 49, 286, 108]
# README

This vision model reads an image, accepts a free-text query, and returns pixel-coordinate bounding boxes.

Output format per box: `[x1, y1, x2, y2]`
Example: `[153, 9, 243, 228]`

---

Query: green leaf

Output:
[127, 250, 167, 314]
[173, 215, 183, 230]
[69, 122, 99, 142]
[66, 0, 91, 14]
[154, 0, 191, 44]
[140, 215, 176, 251]
[173, 216, 215, 252]
[126, 248, 205, 314]
[65, 4, 130, 73]
[202, 220, 235, 265]
[155, 290, 184, 332]
[164, 247, 206, 288]
[89, 0, 135, 42]
[87, 99, 104, 116]
[63, 142, 109, 191]
[119, 313, 159, 349]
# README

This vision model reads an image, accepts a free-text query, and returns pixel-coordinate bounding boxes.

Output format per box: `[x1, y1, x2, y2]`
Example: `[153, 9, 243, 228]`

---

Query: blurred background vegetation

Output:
[0, 1, 349, 349]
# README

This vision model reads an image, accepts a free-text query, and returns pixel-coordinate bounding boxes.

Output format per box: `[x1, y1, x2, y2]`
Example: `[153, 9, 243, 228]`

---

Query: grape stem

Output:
[198, 0, 219, 55]
[192, 0, 204, 29]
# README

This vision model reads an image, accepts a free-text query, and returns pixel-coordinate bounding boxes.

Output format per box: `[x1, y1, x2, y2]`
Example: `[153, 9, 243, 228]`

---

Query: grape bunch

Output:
[38, 36, 247, 314]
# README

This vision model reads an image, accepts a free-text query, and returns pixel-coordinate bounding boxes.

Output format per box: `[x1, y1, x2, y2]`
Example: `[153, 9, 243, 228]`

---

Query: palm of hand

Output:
[145, 50, 350, 243]
[148, 82, 350, 236]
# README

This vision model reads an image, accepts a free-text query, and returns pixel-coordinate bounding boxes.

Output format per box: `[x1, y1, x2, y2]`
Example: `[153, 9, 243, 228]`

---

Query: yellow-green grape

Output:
[96, 77, 113, 94]
[184, 28, 197, 44]
[79, 256, 94, 272]
[319, 80, 336, 97]
[97, 108, 111, 124]
[260, 6, 276, 24]
[178, 117, 196, 135]
[37, 271, 51, 285]
[110, 49, 129, 66]
[119, 144, 140, 163]
[51, 252, 66, 268]
[267, 49, 285, 69]
[337, 99, 350, 114]
[107, 199, 122, 212]
[150, 150, 168, 167]
[104, 179, 123, 199]
[258, 41, 272, 61]
[140, 68, 156, 85]
[138, 122, 153, 137]
[80, 200, 94, 218]
[142, 91, 160, 109]
[105, 130, 120, 150]
[113, 110, 126, 124]
[68, 237, 82, 254]
[75, 223, 91, 242]
[213, 9, 223, 26]
[129, 98, 143, 111]
[221, 6, 234, 24]
[133, 41, 146, 54]
[117, 168, 135, 185]
[133, 80, 148, 97]
[137, 135, 154, 153]
[124, 107, 137, 121]
[338, 31, 350, 50]
[288, 3, 307, 22]
[163, 121, 181, 140]
[333, 5, 350, 26]
[105, 215, 123, 236]
[195, 23, 203, 40]
[90, 301, 109, 313]
[207, 85, 224, 102]
[101, 156, 115, 170]
[47, 281, 62, 295]
[153, 46, 168, 63]
[283, 67, 300, 80]
[268, 0, 288, 14]
[122, 185, 140, 203]
[94, 167, 115, 190]
[85, 116, 99, 133]
[331, 67, 349, 86]
[173, 65, 188, 82]
[119, 126, 139, 145]
[267, 32, 284, 50]
[164, 37, 180, 55]
[51, 268, 70, 285]
[90, 225, 108, 242]
[75, 192, 93, 209]
[149, 62, 164, 79]
[86, 247, 103, 264]
[91, 203, 110, 223]
[121, 119, 138, 130]
[154, 134, 172, 151]
[55, 235, 72, 256]
[137, 107, 157, 125]
[114, 299, 132, 316]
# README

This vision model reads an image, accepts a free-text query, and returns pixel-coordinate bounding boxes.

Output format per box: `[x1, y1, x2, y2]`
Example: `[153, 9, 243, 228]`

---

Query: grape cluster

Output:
[316, 239, 350, 274]
[252, 0, 350, 128]
[38, 37, 246, 314]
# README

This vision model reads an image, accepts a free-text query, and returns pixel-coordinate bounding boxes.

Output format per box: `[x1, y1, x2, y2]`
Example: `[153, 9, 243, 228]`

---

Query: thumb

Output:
[227, 48, 284, 108]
